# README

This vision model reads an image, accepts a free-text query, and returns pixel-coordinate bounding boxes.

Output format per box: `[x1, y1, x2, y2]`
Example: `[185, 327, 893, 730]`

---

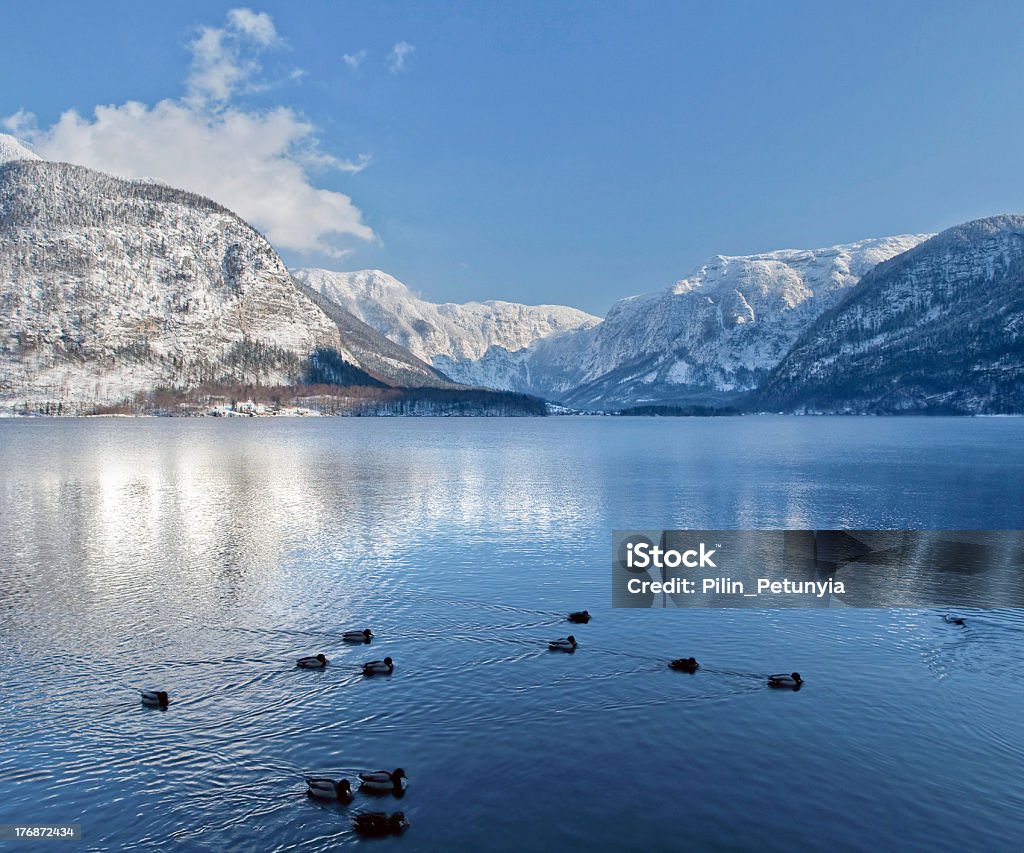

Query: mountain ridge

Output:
[536, 234, 932, 408]
[0, 133, 41, 164]
[755, 215, 1024, 413]
[292, 267, 600, 390]
[0, 158, 461, 413]
[3, 131, 1019, 415]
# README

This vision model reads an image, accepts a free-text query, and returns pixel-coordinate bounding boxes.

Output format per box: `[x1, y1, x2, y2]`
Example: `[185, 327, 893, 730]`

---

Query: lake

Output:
[1, 416, 1023, 851]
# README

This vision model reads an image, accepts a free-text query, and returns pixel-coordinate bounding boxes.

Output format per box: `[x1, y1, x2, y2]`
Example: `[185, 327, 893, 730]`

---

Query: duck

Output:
[568, 610, 591, 624]
[140, 690, 169, 708]
[352, 811, 409, 838]
[296, 654, 329, 669]
[668, 657, 700, 673]
[549, 635, 578, 652]
[358, 768, 407, 793]
[768, 672, 803, 689]
[361, 657, 394, 676]
[305, 777, 353, 803]
[943, 615, 966, 626]
[343, 629, 374, 643]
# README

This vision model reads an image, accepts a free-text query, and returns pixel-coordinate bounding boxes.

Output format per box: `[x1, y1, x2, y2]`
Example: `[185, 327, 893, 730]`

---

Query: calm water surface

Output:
[1, 417, 1023, 851]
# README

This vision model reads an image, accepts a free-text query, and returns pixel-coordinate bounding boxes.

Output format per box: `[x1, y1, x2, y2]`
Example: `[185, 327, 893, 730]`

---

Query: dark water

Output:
[1, 417, 1023, 851]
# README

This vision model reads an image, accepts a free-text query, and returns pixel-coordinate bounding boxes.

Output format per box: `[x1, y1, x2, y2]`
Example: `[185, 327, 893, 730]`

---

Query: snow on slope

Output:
[292, 268, 600, 389]
[0, 159, 360, 411]
[0, 133, 41, 164]
[758, 215, 1024, 413]
[557, 235, 933, 408]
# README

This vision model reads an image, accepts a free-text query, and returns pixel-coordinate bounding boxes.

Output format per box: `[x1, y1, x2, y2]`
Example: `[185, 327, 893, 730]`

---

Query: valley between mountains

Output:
[2, 133, 1020, 416]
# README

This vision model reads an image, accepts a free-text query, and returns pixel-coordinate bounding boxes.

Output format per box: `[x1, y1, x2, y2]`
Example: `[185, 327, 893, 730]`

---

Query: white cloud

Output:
[6, 8, 375, 258]
[226, 8, 279, 45]
[387, 42, 415, 74]
[343, 50, 367, 71]
[187, 8, 282, 103]
[2, 108, 35, 137]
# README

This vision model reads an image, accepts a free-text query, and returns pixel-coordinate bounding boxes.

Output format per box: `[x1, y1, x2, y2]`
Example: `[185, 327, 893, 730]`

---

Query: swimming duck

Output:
[358, 768, 407, 793]
[343, 629, 374, 643]
[668, 657, 700, 673]
[768, 672, 803, 689]
[361, 657, 394, 676]
[140, 690, 169, 708]
[568, 610, 591, 624]
[943, 615, 966, 626]
[297, 654, 329, 669]
[352, 811, 409, 838]
[305, 777, 353, 803]
[549, 636, 578, 652]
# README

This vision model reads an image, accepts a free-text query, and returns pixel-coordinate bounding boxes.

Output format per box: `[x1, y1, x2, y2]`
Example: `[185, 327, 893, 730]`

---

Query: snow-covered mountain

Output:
[757, 215, 1024, 413]
[0, 133, 41, 164]
[292, 268, 600, 390]
[551, 235, 932, 408]
[7, 130, 1014, 415]
[0, 153, 448, 413]
[294, 239, 935, 407]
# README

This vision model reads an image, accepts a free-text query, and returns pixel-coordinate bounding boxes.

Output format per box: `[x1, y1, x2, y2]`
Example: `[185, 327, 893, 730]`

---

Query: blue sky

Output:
[3, 1, 1024, 314]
